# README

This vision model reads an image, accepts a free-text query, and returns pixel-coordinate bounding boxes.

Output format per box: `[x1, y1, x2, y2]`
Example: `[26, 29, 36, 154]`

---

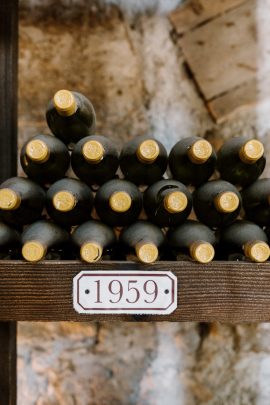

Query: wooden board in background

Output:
[179, 0, 256, 100]
[170, 0, 247, 35]
[170, 0, 269, 123]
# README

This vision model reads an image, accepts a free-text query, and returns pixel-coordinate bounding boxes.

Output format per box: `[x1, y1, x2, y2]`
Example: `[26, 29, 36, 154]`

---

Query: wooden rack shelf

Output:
[0, 260, 269, 323]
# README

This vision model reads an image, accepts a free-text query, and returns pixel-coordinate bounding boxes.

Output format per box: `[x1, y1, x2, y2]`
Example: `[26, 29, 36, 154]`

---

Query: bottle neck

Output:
[22, 240, 47, 262]
[135, 242, 159, 263]
[136, 140, 160, 164]
[243, 240, 270, 262]
[214, 191, 239, 213]
[239, 140, 264, 164]
[82, 140, 104, 164]
[109, 191, 132, 213]
[163, 190, 188, 213]
[189, 241, 215, 263]
[187, 139, 212, 164]
[0, 188, 21, 210]
[52, 191, 77, 212]
[25, 140, 50, 163]
[80, 241, 103, 263]
[53, 89, 78, 117]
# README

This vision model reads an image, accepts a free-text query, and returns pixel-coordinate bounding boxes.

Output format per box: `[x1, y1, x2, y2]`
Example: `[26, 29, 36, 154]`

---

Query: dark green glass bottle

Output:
[220, 220, 269, 262]
[71, 135, 119, 186]
[71, 220, 117, 262]
[242, 178, 270, 227]
[46, 90, 96, 144]
[0, 177, 45, 226]
[193, 180, 242, 229]
[167, 220, 216, 263]
[0, 222, 21, 259]
[144, 179, 192, 227]
[119, 136, 167, 185]
[46, 178, 94, 227]
[120, 221, 165, 263]
[95, 179, 142, 227]
[168, 137, 216, 186]
[21, 220, 70, 262]
[20, 134, 70, 185]
[217, 137, 265, 187]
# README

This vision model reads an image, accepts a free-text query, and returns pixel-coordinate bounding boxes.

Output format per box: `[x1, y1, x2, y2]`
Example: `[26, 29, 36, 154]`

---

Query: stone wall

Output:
[18, 1, 270, 404]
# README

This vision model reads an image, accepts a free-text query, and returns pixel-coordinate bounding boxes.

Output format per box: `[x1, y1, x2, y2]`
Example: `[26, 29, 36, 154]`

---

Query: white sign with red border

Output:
[73, 271, 177, 315]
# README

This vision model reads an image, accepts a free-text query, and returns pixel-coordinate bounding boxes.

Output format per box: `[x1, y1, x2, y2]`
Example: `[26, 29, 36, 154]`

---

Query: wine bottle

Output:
[119, 136, 167, 185]
[20, 134, 70, 184]
[71, 220, 117, 262]
[193, 180, 241, 229]
[0, 177, 45, 226]
[167, 220, 216, 263]
[168, 137, 217, 186]
[46, 89, 96, 144]
[71, 135, 119, 186]
[22, 220, 70, 262]
[46, 178, 94, 227]
[0, 222, 21, 259]
[143, 179, 192, 227]
[120, 221, 165, 263]
[220, 220, 270, 262]
[95, 179, 142, 227]
[217, 137, 265, 187]
[241, 178, 270, 227]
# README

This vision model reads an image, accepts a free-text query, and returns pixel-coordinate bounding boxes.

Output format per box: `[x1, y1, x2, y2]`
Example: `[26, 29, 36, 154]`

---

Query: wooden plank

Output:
[0, 261, 269, 322]
[0, 0, 18, 183]
[180, 0, 256, 100]
[207, 79, 257, 123]
[0, 323, 17, 405]
[0, 2, 18, 404]
[170, 0, 247, 36]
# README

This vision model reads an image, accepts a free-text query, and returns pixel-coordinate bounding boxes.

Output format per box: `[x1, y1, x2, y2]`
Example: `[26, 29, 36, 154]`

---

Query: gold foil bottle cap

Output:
[109, 191, 131, 212]
[26, 139, 50, 163]
[239, 140, 264, 164]
[52, 191, 76, 212]
[82, 140, 104, 164]
[80, 242, 102, 263]
[0, 188, 21, 210]
[190, 241, 215, 263]
[22, 241, 47, 262]
[164, 191, 188, 213]
[136, 140, 160, 163]
[214, 191, 239, 213]
[188, 139, 213, 164]
[135, 242, 159, 263]
[243, 241, 270, 262]
[53, 89, 77, 117]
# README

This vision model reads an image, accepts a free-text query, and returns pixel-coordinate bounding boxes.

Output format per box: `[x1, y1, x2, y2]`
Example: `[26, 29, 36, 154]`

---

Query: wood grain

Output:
[0, 0, 18, 183]
[0, 323, 17, 405]
[0, 261, 269, 322]
[0, 1, 18, 404]
[207, 78, 257, 123]
[170, 0, 246, 36]
[180, 0, 256, 100]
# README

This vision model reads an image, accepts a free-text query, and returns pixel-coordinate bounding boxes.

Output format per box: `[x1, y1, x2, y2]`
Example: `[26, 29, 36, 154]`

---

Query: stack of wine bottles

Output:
[1, 89, 270, 264]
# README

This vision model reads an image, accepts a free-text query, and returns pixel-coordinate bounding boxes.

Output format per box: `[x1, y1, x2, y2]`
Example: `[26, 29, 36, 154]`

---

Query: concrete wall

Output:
[18, 1, 270, 404]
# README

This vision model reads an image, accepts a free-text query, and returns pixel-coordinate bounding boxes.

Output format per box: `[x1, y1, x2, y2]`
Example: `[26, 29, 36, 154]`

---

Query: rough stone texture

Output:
[17, 0, 270, 404]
